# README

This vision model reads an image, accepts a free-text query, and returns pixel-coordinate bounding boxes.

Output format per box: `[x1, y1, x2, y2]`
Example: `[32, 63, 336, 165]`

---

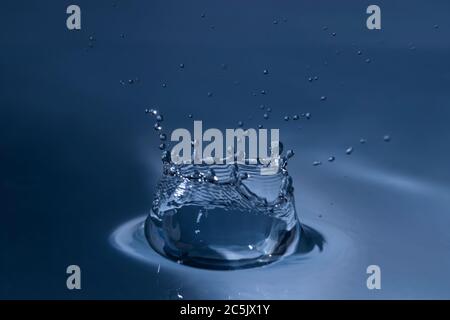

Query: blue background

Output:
[1, 0, 450, 299]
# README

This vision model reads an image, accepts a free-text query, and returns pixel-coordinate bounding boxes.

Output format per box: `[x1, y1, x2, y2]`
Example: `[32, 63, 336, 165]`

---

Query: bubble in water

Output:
[346, 147, 353, 155]
[145, 162, 301, 270]
[383, 135, 391, 142]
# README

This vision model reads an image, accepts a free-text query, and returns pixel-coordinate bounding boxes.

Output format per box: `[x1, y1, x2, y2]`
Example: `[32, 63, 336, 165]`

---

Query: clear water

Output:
[144, 162, 301, 269]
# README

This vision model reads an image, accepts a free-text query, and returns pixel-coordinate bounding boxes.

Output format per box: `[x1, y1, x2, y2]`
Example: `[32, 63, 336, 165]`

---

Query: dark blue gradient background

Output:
[1, 0, 450, 299]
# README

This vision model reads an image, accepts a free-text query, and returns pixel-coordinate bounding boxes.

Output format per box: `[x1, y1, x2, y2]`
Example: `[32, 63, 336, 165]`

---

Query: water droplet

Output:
[156, 114, 163, 122]
[266, 107, 272, 112]
[179, 63, 185, 69]
[201, 13, 206, 18]
[248, 244, 254, 250]
[357, 50, 362, 55]
[89, 35, 95, 41]
[259, 105, 265, 110]
[328, 156, 335, 162]
[322, 26, 328, 31]
[293, 114, 299, 120]
[161, 150, 171, 163]
[360, 138, 366, 144]
[314, 76, 319, 81]
[305, 112, 311, 119]
[331, 32, 337, 36]
[221, 63, 228, 70]
[434, 24, 439, 29]
[128, 79, 134, 84]
[260, 90, 266, 95]
[365, 58, 371, 63]
[162, 83, 167, 88]
[237, 121, 244, 127]
[195, 229, 200, 234]
[188, 114, 193, 118]
[346, 147, 353, 155]
[286, 150, 295, 158]
[159, 133, 167, 141]
[284, 116, 290, 121]
[383, 135, 391, 142]
[320, 96, 327, 101]
[273, 20, 278, 25]
[263, 113, 269, 120]
[207, 92, 213, 97]
[308, 77, 313, 82]
[177, 292, 184, 299]
[313, 161, 322, 166]
[159, 143, 166, 150]
[263, 69, 269, 75]
[154, 123, 162, 131]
